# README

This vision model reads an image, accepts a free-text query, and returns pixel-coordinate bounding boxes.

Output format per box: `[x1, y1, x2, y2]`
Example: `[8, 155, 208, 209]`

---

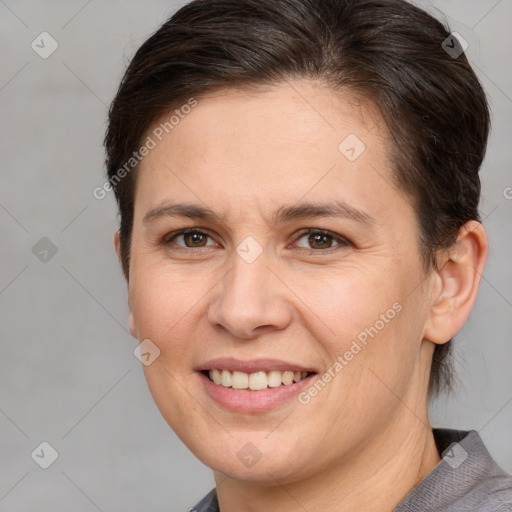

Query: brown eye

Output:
[167, 230, 216, 248]
[183, 232, 208, 247]
[307, 232, 333, 249]
[294, 229, 351, 251]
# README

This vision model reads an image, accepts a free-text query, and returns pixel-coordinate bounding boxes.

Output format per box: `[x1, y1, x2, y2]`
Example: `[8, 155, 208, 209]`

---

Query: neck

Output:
[214, 417, 441, 512]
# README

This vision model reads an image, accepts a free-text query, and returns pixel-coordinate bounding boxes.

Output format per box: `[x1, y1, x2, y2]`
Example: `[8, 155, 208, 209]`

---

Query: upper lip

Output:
[195, 358, 317, 374]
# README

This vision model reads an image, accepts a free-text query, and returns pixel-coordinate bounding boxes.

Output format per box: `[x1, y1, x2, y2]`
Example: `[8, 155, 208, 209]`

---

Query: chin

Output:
[186, 432, 313, 483]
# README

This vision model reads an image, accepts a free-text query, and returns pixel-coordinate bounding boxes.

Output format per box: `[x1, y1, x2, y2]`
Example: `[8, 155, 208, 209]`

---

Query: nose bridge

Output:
[224, 249, 273, 313]
[208, 246, 292, 338]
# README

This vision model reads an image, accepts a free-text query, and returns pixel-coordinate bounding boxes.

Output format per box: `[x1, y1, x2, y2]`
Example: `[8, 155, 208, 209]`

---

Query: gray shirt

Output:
[189, 429, 512, 511]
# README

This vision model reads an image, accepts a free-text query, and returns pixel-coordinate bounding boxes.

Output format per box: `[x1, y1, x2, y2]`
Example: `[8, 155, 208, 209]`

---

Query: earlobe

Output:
[114, 230, 137, 338]
[424, 221, 488, 345]
[113, 230, 121, 262]
[126, 283, 138, 339]
[128, 308, 137, 339]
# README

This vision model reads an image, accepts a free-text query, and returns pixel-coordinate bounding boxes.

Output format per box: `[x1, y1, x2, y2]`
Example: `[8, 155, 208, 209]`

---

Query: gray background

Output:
[0, 0, 511, 510]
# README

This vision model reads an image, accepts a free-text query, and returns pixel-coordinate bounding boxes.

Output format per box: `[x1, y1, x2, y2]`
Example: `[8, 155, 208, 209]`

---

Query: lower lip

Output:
[198, 372, 315, 412]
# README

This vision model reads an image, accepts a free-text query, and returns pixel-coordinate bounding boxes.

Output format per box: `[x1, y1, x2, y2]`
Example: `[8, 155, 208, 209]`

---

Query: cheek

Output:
[130, 269, 209, 430]
[292, 264, 417, 396]
[129, 267, 204, 361]
[290, 263, 402, 344]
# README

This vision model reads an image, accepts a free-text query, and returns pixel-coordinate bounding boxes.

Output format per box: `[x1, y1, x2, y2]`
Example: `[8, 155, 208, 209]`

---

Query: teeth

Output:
[231, 371, 249, 389]
[249, 371, 267, 390]
[207, 369, 310, 390]
[211, 369, 221, 385]
[220, 369, 232, 387]
[267, 370, 282, 388]
[281, 371, 294, 385]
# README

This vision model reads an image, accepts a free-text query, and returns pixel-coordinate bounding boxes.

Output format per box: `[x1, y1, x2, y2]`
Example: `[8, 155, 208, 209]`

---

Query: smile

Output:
[205, 369, 312, 391]
[196, 358, 318, 412]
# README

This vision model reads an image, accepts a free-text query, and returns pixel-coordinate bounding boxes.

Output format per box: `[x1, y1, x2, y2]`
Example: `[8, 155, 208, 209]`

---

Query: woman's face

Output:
[122, 81, 438, 482]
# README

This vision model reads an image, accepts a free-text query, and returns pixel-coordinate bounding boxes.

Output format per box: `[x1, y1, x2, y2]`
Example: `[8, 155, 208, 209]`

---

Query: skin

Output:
[114, 80, 488, 512]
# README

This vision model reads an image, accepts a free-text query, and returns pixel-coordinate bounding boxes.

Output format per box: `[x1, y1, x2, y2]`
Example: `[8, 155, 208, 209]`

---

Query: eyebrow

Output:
[143, 200, 376, 226]
[143, 203, 221, 224]
[273, 201, 376, 226]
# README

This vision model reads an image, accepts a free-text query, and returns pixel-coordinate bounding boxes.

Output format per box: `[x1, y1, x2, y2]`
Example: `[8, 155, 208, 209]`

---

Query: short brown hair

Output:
[104, 0, 490, 400]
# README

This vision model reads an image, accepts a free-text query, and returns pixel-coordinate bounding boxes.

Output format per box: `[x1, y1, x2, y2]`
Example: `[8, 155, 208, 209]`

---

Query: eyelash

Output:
[162, 227, 352, 254]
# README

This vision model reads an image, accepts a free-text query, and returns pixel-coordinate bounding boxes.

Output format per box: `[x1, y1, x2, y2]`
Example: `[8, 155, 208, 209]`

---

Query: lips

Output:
[195, 358, 318, 412]
[195, 357, 316, 375]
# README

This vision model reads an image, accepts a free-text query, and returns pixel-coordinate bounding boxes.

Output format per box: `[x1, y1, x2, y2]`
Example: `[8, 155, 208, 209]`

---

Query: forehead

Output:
[133, 81, 408, 226]
[149, 81, 383, 160]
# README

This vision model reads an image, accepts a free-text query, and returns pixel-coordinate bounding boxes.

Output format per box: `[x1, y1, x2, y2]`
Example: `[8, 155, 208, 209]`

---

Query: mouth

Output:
[195, 358, 318, 412]
[201, 369, 315, 391]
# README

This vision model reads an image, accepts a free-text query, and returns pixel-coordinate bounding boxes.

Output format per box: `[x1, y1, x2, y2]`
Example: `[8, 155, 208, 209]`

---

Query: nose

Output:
[207, 251, 293, 340]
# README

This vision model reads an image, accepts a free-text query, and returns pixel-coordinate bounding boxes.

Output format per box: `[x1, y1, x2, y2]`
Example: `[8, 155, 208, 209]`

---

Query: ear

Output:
[113, 230, 122, 264]
[423, 220, 488, 345]
[113, 230, 137, 338]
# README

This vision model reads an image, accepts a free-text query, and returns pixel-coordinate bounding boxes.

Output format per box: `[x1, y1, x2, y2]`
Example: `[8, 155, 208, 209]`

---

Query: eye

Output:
[164, 229, 217, 248]
[292, 229, 351, 251]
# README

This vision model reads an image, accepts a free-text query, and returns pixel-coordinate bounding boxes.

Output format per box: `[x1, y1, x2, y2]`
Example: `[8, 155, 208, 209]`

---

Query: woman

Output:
[104, 0, 512, 510]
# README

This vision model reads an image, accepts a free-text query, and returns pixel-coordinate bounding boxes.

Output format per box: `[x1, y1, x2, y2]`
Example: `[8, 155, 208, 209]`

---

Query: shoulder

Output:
[394, 428, 512, 512]
[476, 477, 512, 512]
[188, 488, 218, 512]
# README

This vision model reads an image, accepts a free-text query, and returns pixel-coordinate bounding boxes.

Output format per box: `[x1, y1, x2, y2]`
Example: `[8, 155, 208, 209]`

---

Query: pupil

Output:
[309, 233, 331, 249]
[186, 232, 206, 247]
